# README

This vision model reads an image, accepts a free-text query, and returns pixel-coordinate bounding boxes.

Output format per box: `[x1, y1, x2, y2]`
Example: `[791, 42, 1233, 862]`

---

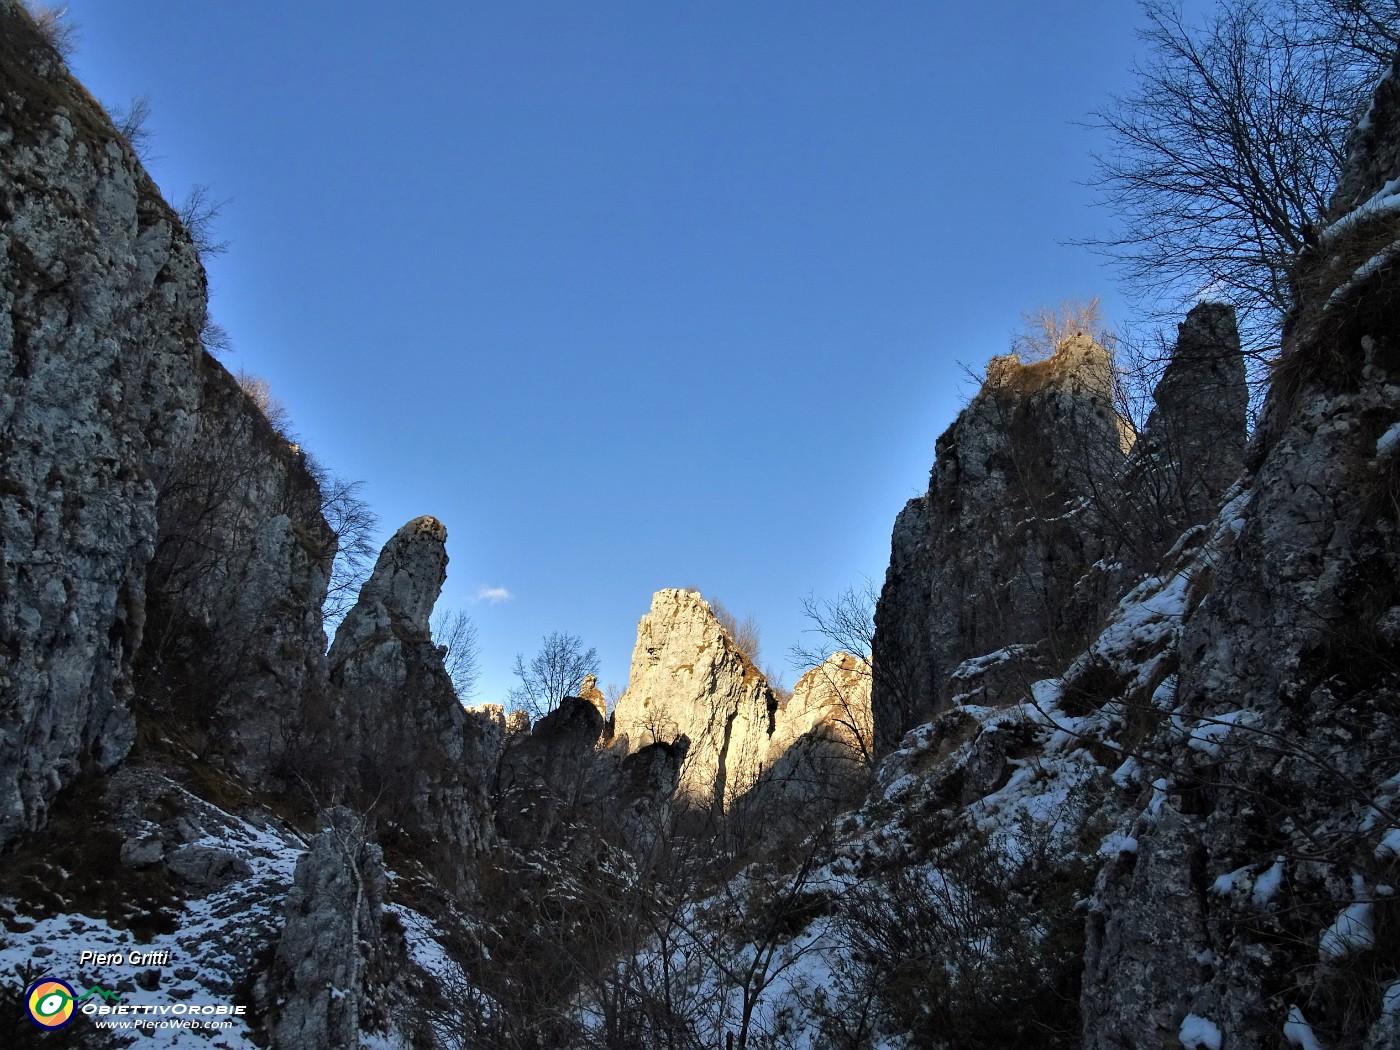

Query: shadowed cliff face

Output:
[0, 1, 207, 850]
[871, 335, 1127, 754]
[1116, 302, 1248, 577]
[137, 355, 336, 790]
[0, 0, 341, 849]
[1082, 50, 1400, 1048]
[325, 516, 494, 892]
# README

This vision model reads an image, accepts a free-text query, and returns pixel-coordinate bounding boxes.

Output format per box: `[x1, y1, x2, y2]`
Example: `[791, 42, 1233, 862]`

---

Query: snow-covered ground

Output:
[0, 792, 304, 1048]
[584, 529, 1225, 1048]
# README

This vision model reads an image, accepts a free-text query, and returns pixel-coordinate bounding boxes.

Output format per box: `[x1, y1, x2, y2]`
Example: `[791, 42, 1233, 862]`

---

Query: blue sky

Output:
[61, 1, 1179, 703]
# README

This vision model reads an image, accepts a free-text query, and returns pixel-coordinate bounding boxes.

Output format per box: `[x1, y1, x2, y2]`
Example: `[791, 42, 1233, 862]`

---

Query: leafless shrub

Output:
[178, 184, 231, 259]
[201, 315, 233, 357]
[22, 2, 77, 59]
[235, 369, 294, 439]
[826, 819, 1091, 1050]
[1010, 296, 1115, 363]
[509, 631, 599, 721]
[107, 94, 155, 163]
[708, 595, 762, 665]
[432, 608, 481, 702]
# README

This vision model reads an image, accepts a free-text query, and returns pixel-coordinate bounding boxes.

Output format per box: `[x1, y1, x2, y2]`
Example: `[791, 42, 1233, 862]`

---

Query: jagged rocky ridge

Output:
[0, 6, 493, 1045]
[633, 47, 1400, 1050]
[0, 0, 1398, 1046]
[871, 311, 1247, 754]
[611, 589, 872, 815]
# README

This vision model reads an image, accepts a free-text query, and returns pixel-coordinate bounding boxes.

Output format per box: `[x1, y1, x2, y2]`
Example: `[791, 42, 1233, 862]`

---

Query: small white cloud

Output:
[474, 586, 513, 604]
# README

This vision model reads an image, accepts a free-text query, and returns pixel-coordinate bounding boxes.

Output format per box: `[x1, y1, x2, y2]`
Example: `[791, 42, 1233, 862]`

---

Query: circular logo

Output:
[25, 978, 77, 1029]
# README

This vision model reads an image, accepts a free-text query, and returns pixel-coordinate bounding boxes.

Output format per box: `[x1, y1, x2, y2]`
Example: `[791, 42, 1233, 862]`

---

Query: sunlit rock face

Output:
[326, 517, 493, 890]
[1083, 49, 1400, 1049]
[0, 2, 208, 850]
[871, 335, 1126, 754]
[611, 592, 877, 824]
[767, 651, 872, 765]
[741, 651, 873, 829]
[611, 589, 776, 813]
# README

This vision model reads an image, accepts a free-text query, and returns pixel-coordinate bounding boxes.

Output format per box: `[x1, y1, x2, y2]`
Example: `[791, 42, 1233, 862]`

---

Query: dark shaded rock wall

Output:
[871, 335, 1126, 752]
[326, 516, 495, 892]
[0, 1, 205, 850]
[1082, 50, 1400, 1050]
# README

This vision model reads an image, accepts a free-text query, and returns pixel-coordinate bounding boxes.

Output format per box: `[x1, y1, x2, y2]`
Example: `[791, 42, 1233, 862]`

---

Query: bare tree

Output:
[432, 608, 481, 702]
[509, 631, 599, 720]
[1086, 0, 1398, 354]
[21, 2, 77, 59]
[178, 183, 232, 259]
[792, 583, 877, 671]
[797, 580, 923, 754]
[305, 462, 380, 630]
[1010, 296, 1115, 363]
[605, 681, 626, 711]
[1298, 0, 1400, 63]
[107, 94, 155, 163]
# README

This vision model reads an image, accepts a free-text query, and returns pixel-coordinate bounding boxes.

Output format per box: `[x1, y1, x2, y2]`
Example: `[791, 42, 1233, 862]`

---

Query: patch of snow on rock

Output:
[1179, 1012, 1223, 1049]
[1319, 900, 1376, 959]
[1283, 1004, 1324, 1050]
[1378, 422, 1400, 458]
[1378, 828, 1400, 860]
[1252, 857, 1286, 908]
[1211, 866, 1249, 896]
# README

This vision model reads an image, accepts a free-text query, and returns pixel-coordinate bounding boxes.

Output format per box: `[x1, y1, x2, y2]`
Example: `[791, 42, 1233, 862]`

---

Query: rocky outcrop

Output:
[613, 737, 689, 857]
[612, 590, 776, 813]
[767, 658, 862, 789]
[1116, 302, 1248, 575]
[611, 592, 878, 827]
[494, 695, 605, 845]
[0, 3, 208, 851]
[325, 517, 494, 890]
[264, 810, 411, 1050]
[1082, 50, 1400, 1050]
[577, 673, 608, 720]
[747, 652, 872, 819]
[138, 356, 334, 787]
[767, 652, 872, 763]
[871, 335, 1127, 753]
[871, 305, 1252, 759]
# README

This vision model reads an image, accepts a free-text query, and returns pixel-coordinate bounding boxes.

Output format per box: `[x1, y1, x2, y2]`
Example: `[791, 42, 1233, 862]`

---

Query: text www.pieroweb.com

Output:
[83, 1002, 244, 1032]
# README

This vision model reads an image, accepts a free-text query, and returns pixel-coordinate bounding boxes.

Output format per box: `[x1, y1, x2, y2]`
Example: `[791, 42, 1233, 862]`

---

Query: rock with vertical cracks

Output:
[325, 517, 493, 892]
[871, 335, 1126, 753]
